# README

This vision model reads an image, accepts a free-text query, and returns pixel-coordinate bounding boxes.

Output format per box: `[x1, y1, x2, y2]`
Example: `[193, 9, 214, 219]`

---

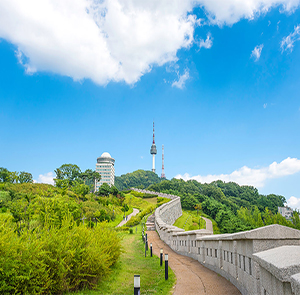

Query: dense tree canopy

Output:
[0, 168, 33, 184]
[54, 164, 100, 192]
[148, 178, 288, 233]
[115, 170, 162, 190]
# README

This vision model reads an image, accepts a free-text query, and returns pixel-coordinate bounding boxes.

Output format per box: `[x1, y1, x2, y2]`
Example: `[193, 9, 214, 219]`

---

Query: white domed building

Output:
[95, 152, 115, 191]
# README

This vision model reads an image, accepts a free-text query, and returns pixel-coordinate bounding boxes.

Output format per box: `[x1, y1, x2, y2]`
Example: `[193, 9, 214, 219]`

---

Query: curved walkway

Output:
[147, 231, 241, 295]
[116, 208, 139, 227]
[202, 216, 213, 232]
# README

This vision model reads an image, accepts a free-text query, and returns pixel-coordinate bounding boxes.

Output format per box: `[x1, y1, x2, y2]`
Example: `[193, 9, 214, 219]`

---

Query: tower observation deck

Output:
[150, 122, 157, 173]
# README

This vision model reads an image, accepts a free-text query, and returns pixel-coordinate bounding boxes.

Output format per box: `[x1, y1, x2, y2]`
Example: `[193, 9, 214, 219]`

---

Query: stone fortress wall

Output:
[131, 188, 300, 295]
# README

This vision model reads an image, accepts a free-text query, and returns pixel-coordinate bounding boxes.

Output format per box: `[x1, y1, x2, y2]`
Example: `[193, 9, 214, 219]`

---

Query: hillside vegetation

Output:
[115, 169, 162, 190]
[148, 178, 300, 233]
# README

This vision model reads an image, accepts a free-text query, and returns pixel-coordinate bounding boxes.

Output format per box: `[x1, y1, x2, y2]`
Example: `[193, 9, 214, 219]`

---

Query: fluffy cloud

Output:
[0, 0, 197, 85]
[287, 196, 300, 210]
[175, 157, 300, 188]
[34, 172, 55, 185]
[281, 24, 300, 52]
[172, 69, 189, 89]
[0, 0, 299, 85]
[197, 0, 300, 25]
[198, 33, 213, 49]
[251, 44, 264, 61]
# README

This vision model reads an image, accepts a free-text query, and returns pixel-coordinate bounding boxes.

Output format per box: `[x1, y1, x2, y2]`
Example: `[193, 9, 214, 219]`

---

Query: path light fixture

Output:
[165, 254, 169, 280]
[150, 243, 153, 257]
[160, 248, 163, 266]
[134, 275, 140, 295]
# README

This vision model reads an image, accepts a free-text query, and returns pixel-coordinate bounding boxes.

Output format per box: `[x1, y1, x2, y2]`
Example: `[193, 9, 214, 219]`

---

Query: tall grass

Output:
[0, 214, 121, 294]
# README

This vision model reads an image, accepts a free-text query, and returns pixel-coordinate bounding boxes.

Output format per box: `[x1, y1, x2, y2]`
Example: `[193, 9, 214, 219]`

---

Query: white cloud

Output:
[263, 103, 268, 108]
[0, 0, 197, 85]
[172, 69, 189, 89]
[34, 172, 55, 185]
[175, 157, 300, 188]
[198, 33, 213, 49]
[0, 0, 299, 85]
[287, 196, 300, 210]
[251, 44, 264, 61]
[196, 0, 300, 25]
[281, 24, 300, 52]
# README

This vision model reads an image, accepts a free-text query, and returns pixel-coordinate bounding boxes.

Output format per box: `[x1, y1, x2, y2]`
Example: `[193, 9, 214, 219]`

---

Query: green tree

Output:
[18, 172, 33, 183]
[98, 183, 111, 196]
[0, 167, 11, 182]
[110, 185, 119, 196]
[54, 164, 82, 187]
[194, 203, 202, 216]
[292, 211, 300, 230]
[80, 169, 101, 191]
[115, 170, 162, 190]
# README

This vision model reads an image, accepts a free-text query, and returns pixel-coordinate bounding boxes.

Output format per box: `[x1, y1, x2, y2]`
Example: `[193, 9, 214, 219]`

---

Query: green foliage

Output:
[86, 225, 175, 295]
[157, 197, 170, 206]
[237, 207, 295, 229]
[148, 178, 287, 233]
[18, 171, 33, 183]
[110, 185, 119, 196]
[98, 183, 111, 196]
[80, 169, 101, 191]
[0, 168, 33, 184]
[292, 211, 300, 230]
[0, 215, 121, 294]
[0, 167, 12, 182]
[174, 211, 206, 231]
[126, 204, 156, 227]
[143, 193, 158, 198]
[114, 170, 162, 190]
[54, 164, 82, 187]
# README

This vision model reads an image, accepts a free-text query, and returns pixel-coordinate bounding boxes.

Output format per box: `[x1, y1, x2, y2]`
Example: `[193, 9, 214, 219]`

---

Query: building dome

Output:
[101, 152, 111, 158]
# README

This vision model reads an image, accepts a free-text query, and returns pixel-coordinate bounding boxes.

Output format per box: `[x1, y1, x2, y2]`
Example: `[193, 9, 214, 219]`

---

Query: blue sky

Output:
[1, 1, 300, 208]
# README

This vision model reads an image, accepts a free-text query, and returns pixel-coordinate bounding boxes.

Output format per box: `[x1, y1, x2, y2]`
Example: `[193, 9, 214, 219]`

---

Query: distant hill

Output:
[114, 170, 163, 191]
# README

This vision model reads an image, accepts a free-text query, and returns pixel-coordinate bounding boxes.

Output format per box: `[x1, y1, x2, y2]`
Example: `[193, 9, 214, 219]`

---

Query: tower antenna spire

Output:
[150, 121, 157, 173]
[153, 122, 155, 144]
[161, 144, 166, 179]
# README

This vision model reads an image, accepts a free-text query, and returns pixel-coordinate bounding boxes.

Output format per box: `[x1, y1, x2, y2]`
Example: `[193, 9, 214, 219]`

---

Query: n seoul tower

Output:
[150, 122, 157, 173]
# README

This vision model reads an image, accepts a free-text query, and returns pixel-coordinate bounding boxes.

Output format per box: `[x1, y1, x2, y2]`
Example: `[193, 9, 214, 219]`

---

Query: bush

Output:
[0, 215, 121, 294]
[130, 191, 144, 198]
[143, 193, 158, 198]
[126, 204, 156, 227]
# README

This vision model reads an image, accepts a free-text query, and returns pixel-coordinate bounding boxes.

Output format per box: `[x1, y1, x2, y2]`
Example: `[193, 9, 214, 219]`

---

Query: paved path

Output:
[202, 216, 213, 232]
[117, 208, 139, 227]
[147, 231, 241, 295]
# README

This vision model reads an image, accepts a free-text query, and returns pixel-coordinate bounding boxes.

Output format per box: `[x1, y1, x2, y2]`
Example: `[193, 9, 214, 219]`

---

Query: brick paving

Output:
[147, 231, 241, 295]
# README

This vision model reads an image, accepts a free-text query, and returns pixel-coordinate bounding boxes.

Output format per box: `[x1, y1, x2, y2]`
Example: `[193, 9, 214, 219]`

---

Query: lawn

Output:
[174, 210, 206, 231]
[67, 224, 176, 295]
[125, 193, 157, 210]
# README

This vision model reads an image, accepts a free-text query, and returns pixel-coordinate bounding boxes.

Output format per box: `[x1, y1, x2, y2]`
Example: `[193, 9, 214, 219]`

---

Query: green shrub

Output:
[130, 191, 144, 198]
[143, 193, 158, 198]
[157, 197, 170, 206]
[126, 204, 156, 227]
[0, 215, 121, 294]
